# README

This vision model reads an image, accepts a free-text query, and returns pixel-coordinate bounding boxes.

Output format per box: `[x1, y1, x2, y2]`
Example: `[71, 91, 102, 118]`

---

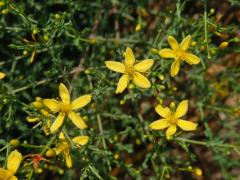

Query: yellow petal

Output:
[43, 99, 60, 113]
[132, 72, 151, 88]
[167, 36, 179, 50]
[55, 142, 68, 155]
[0, 72, 6, 80]
[174, 100, 188, 119]
[7, 150, 22, 175]
[180, 35, 191, 51]
[59, 132, 65, 140]
[134, 59, 154, 73]
[9, 175, 18, 180]
[155, 105, 171, 118]
[0, 168, 12, 179]
[68, 111, 87, 129]
[115, 74, 129, 94]
[32, 101, 43, 109]
[105, 61, 125, 73]
[170, 60, 180, 77]
[59, 83, 70, 104]
[50, 112, 65, 133]
[124, 47, 135, 66]
[71, 95, 92, 110]
[184, 53, 200, 65]
[43, 119, 51, 136]
[64, 152, 72, 168]
[26, 116, 39, 123]
[177, 119, 197, 131]
[149, 119, 169, 130]
[72, 136, 89, 145]
[159, 48, 176, 58]
[166, 125, 177, 138]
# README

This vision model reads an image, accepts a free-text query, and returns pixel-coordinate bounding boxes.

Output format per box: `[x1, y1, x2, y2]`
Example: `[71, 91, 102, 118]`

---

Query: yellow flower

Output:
[0, 72, 6, 80]
[159, 35, 200, 77]
[43, 83, 92, 133]
[105, 47, 154, 94]
[0, 150, 23, 180]
[54, 132, 89, 168]
[149, 100, 197, 138]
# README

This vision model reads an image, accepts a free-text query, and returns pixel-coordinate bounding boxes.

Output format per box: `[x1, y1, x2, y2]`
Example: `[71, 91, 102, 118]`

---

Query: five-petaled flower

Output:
[43, 83, 92, 133]
[0, 150, 23, 180]
[149, 100, 197, 139]
[54, 132, 89, 168]
[105, 47, 154, 94]
[159, 35, 200, 77]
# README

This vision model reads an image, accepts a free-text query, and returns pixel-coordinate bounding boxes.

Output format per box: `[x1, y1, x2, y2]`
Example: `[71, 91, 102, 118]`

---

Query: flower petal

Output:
[184, 53, 200, 65]
[72, 136, 89, 145]
[132, 72, 151, 88]
[55, 142, 68, 155]
[159, 48, 176, 58]
[124, 47, 135, 66]
[26, 116, 39, 123]
[0, 168, 12, 180]
[0, 72, 6, 80]
[105, 61, 125, 73]
[177, 119, 197, 131]
[166, 125, 177, 138]
[134, 59, 154, 73]
[71, 95, 92, 110]
[68, 111, 87, 129]
[7, 150, 22, 175]
[180, 35, 191, 51]
[64, 152, 72, 168]
[59, 83, 70, 104]
[50, 112, 65, 133]
[115, 74, 129, 94]
[149, 119, 169, 130]
[155, 105, 171, 118]
[170, 60, 180, 77]
[168, 36, 179, 50]
[43, 99, 61, 113]
[174, 100, 188, 119]
[9, 175, 18, 180]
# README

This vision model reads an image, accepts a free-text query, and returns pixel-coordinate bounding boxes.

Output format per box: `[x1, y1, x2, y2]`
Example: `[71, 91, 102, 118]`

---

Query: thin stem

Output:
[176, 137, 240, 156]
[204, 0, 210, 59]
[0, 144, 9, 153]
[97, 114, 111, 171]
[137, 113, 153, 141]
[97, 114, 107, 150]
[20, 144, 43, 149]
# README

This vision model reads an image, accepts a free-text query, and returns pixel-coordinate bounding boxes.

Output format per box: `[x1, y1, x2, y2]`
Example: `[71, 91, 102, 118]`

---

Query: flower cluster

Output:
[105, 38, 199, 137]
[1, 35, 200, 177]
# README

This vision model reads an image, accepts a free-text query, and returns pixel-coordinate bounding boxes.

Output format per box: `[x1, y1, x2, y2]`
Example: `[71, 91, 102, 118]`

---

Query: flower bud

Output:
[45, 149, 56, 158]
[10, 139, 20, 147]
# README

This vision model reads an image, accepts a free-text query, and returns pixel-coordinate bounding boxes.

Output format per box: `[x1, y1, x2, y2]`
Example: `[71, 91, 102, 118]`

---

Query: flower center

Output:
[125, 65, 135, 78]
[168, 114, 178, 125]
[61, 103, 72, 113]
[176, 48, 186, 60]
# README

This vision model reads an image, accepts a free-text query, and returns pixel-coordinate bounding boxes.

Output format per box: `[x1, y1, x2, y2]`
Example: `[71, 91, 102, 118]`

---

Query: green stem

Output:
[204, 0, 210, 59]
[0, 145, 9, 153]
[176, 137, 240, 156]
[20, 144, 43, 149]
[97, 114, 111, 171]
